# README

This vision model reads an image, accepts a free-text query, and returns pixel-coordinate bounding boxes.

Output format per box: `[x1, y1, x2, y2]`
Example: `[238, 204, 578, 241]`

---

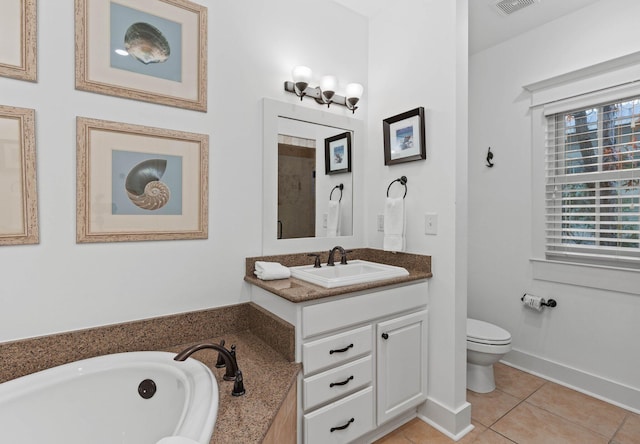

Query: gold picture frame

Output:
[75, 0, 207, 111]
[0, 0, 37, 82]
[76, 117, 209, 243]
[0, 105, 39, 246]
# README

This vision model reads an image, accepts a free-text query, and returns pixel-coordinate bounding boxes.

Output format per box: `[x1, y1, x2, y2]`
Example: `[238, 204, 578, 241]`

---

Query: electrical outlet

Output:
[425, 213, 438, 235]
[323, 213, 328, 228]
[377, 214, 384, 232]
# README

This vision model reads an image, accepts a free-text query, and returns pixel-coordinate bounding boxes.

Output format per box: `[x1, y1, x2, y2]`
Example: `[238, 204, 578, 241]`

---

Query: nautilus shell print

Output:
[124, 22, 171, 65]
[125, 159, 170, 211]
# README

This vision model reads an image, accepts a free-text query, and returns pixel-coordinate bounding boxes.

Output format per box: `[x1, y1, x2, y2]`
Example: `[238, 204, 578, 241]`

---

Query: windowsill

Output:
[531, 258, 639, 295]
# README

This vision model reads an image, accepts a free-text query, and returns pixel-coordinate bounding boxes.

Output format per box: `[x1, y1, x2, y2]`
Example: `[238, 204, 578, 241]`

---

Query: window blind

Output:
[545, 97, 640, 268]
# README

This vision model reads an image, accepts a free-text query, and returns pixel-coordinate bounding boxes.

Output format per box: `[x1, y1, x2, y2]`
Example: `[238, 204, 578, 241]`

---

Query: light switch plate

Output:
[425, 213, 438, 235]
[323, 213, 328, 228]
[377, 214, 384, 232]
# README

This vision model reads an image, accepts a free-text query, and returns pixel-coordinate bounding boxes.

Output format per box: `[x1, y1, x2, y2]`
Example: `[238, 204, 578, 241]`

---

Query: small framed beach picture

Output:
[0, 0, 37, 82]
[325, 131, 352, 175]
[75, 0, 208, 111]
[383, 107, 426, 165]
[76, 117, 208, 243]
[0, 105, 39, 246]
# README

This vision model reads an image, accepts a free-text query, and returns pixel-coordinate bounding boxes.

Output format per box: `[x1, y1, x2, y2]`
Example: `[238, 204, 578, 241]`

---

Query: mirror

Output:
[277, 117, 353, 239]
[262, 99, 364, 255]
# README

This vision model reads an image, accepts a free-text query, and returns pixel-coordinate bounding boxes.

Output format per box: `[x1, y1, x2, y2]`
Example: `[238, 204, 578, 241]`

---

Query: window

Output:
[545, 97, 640, 268]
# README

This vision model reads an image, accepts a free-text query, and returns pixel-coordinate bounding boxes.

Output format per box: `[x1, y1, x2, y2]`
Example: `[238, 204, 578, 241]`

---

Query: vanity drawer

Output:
[303, 355, 372, 411]
[304, 386, 374, 444]
[302, 325, 372, 375]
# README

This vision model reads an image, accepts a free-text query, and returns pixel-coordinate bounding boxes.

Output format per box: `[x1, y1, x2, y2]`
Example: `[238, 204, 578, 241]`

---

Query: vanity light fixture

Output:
[284, 66, 364, 113]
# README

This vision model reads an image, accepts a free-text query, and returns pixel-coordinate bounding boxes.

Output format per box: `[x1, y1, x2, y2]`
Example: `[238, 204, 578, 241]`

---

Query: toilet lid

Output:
[467, 318, 511, 345]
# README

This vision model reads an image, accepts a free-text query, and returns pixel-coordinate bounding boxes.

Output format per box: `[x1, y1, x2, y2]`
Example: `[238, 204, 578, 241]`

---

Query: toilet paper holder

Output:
[521, 294, 557, 308]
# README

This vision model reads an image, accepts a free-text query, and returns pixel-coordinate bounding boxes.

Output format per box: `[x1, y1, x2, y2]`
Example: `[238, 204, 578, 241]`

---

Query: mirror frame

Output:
[262, 98, 364, 255]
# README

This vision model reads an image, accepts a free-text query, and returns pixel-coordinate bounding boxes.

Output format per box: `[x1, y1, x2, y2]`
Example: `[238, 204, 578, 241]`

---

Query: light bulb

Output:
[345, 83, 364, 111]
[320, 75, 337, 103]
[292, 66, 312, 96]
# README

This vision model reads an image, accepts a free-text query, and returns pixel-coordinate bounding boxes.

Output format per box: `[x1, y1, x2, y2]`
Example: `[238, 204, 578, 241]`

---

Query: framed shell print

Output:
[75, 0, 207, 111]
[0, 0, 37, 82]
[0, 105, 39, 245]
[76, 117, 208, 243]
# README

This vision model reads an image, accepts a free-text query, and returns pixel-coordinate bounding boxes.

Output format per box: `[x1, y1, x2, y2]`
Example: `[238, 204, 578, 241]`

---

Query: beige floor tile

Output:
[458, 420, 488, 444]
[467, 388, 521, 427]
[473, 428, 516, 444]
[400, 418, 456, 444]
[374, 428, 412, 444]
[493, 363, 546, 400]
[612, 412, 640, 444]
[526, 382, 627, 438]
[493, 402, 608, 444]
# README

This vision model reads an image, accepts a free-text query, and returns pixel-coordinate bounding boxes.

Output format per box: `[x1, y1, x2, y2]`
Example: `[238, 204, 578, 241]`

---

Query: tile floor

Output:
[375, 363, 640, 444]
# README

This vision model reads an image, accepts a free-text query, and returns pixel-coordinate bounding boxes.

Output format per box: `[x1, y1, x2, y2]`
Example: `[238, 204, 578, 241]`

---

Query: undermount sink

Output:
[290, 259, 409, 288]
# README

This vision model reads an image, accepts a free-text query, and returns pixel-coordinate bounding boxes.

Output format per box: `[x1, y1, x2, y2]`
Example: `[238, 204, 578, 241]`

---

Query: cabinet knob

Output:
[381, 332, 389, 340]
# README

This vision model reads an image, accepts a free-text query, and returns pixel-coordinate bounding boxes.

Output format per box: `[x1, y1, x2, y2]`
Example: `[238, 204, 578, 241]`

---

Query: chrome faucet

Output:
[327, 245, 348, 266]
[174, 342, 245, 396]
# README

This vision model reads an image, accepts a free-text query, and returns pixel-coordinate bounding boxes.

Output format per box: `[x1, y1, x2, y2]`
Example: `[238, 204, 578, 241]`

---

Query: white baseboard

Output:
[503, 348, 640, 414]
[418, 397, 474, 441]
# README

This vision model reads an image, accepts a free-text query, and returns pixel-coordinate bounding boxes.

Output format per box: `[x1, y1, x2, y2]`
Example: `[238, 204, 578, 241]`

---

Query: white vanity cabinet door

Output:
[376, 309, 428, 425]
[303, 355, 372, 411]
[304, 386, 374, 444]
[302, 325, 372, 375]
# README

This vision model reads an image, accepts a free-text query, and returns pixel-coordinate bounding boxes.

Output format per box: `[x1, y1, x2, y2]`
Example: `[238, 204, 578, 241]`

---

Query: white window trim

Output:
[528, 52, 640, 292]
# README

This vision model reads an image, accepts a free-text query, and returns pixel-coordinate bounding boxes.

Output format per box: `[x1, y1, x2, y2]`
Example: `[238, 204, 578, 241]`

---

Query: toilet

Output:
[466, 318, 512, 393]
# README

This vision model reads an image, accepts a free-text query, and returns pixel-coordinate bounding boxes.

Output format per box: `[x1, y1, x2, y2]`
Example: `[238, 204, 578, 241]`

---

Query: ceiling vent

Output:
[493, 0, 540, 16]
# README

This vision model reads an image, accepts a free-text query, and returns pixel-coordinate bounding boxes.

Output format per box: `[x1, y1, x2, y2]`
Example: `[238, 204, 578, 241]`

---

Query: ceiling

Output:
[332, 0, 603, 55]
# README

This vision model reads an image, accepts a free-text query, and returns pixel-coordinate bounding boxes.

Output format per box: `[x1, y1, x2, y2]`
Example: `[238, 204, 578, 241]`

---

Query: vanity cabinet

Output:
[250, 280, 429, 443]
[376, 310, 428, 425]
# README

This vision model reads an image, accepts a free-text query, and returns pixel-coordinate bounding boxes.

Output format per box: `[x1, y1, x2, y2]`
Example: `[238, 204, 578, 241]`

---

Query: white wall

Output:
[469, 0, 640, 411]
[366, 0, 470, 436]
[0, 0, 367, 342]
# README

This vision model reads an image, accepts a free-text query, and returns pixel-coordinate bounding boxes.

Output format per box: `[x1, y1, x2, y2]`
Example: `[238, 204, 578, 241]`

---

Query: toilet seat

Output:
[467, 318, 511, 345]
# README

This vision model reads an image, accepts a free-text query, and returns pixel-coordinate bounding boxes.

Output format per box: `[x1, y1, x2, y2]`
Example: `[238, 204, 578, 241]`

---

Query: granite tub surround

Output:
[245, 248, 432, 302]
[168, 332, 300, 444]
[0, 303, 299, 444]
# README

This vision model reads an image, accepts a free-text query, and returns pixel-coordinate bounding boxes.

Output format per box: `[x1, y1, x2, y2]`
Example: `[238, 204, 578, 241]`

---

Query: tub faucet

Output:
[174, 342, 245, 396]
[327, 245, 348, 266]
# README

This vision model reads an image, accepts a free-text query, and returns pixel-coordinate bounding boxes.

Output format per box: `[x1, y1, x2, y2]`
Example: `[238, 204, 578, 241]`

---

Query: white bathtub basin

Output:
[290, 259, 409, 288]
[0, 351, 218, 444]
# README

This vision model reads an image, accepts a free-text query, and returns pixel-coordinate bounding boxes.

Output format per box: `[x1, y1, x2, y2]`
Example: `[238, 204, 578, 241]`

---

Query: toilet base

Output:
[467, 362, 496, 393]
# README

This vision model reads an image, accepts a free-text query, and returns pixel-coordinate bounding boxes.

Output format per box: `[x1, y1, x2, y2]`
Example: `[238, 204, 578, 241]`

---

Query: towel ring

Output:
[330, 184, 343, 202]
[387, 176, 408, 199]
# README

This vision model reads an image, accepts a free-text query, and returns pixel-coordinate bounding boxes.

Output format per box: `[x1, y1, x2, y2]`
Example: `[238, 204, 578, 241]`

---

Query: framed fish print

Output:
[383, 107, 426, 165]
[76, 117, 208, 243]
[0, 0, 37, 82]
[325, 131, 352, 175]
[0, 105, 39, 246]
[75, 0, 208, 111]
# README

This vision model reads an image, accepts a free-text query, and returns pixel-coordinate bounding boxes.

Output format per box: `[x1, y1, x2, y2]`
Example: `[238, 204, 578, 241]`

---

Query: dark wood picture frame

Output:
[383, 107, 426, 165]
[325, 131, 352, 175]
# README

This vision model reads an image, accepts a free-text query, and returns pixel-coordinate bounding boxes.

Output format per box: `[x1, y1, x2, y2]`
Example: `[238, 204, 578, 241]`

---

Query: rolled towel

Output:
[254, 261, 291, 280]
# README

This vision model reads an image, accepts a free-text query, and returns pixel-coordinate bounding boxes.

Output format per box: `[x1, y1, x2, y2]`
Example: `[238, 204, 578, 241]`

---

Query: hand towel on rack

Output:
[254, 261, 291, 280]
[383, 197, 405, 252]
[326, 201, 340, 237]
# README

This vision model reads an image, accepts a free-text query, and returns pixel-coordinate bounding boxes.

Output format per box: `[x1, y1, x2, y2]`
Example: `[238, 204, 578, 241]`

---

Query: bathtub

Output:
[0, 351, 218, 444]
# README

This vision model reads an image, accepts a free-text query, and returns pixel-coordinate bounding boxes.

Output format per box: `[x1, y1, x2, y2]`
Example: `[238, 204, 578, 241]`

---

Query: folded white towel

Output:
[326, 201, 340, 237]
[383, 197, 405, 252]
[254, 261, 291, 280]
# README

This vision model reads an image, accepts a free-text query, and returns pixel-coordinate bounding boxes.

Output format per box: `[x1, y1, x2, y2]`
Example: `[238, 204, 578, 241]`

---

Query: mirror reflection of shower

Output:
[278, 134, 316, 239]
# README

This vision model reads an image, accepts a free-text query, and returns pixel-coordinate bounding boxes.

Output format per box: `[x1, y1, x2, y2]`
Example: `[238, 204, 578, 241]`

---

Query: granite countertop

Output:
[244, 248, 432, 303]
[167, 331, 300, 444]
